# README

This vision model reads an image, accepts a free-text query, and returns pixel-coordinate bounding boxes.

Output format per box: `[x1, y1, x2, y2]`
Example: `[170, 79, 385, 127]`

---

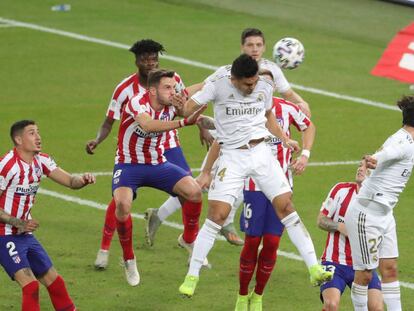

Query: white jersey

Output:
[192, 75, 273, 149]
[205, 58, 290, 94]
[357, 128, 414, 210]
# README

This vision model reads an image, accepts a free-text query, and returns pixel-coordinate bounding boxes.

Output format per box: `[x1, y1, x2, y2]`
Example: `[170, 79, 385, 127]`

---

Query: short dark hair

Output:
[241, 28, 265, 44]
[231, 54, 259, 79]
[397, 95, 414, 127]
[129, 39, 165, 57]
[10, 120, 36, 145]
[148, 69, 175, 87]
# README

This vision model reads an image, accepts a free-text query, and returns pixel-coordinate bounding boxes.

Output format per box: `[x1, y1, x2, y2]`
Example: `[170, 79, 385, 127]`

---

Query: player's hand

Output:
[363, 155, 377, 169]
[171, 93, 186, 110]
[195, 171, 212, 191]
[291, 155, 308, 175]
[86, 140, 98, 155]
[283, 139, 300, 153]
[81, 173, 96, 185]
[198, 127, 215, 149]
[17, 219, 40, 233]
[182, 105, 208, 126]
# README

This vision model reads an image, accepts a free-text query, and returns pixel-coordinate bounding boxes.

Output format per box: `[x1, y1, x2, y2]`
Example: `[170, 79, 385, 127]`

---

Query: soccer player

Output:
[0, 120, 96, 311]
[234, 90, 315, 310]
[178, 54, 332, 297]
[112, 69, 206, 286]
[318, 164, 383, 311]
[86, 39, 211, 270]
[345, 95, 414, 311]
[147, 27, 311, 246]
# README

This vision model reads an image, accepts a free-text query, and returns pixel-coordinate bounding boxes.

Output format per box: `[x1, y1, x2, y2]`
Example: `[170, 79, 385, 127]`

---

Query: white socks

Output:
[188, 219, 221, 277]
[222, 195, 243, 227]
[281, 212, 318, 268]
[382, 281, 402, 311]
[351, 282, 368, 311]
[157, 196, 182, 222]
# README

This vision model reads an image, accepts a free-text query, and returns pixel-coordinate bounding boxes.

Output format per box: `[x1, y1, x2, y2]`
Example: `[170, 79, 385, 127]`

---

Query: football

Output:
[272, 37, 305, 69]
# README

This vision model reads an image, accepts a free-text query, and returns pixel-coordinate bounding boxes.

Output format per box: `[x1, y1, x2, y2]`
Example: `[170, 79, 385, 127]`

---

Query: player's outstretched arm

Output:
[281, 89, 311, 117]
[86, 117, 115, 155]
[291, 121, 316, 175]
[136, 105, 207, 133]
[48, 168, 96, 189]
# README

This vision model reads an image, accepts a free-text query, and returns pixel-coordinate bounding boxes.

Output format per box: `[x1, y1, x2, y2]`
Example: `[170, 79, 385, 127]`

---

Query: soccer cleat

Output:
[179, 275, 199, 297]
[94, 249, 109, 270]
[144, 208, 162, 246]
[122, 258, 140, 286]
[309, 264, 333, 286]
[220, 223, 244, 246]
[234, 294, 249, 311]
[177, 234, 210, 268]
[249, 292, 263, 311]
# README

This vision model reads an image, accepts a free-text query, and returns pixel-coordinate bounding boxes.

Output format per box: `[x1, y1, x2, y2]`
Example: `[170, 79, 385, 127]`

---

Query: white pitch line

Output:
[74, 160, 362, 176]
[0, 17, 399, 112]
[38, 187, 414, 290]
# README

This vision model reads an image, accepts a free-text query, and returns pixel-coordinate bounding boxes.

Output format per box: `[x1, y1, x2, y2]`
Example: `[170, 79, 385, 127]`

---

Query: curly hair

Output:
[129, 39, 165, 57]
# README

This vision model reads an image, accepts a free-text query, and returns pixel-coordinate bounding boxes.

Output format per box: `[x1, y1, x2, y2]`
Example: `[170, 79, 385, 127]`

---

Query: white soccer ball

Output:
[272, 37, 305, 70]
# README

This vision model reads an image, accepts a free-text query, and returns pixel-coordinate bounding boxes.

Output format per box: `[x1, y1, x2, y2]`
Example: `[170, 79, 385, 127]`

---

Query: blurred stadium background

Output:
[1, 0, 413, 310]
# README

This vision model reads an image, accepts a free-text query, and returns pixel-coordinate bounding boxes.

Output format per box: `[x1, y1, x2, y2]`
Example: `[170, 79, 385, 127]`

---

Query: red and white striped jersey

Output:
[320, 182, 357, 266]
[106, 72, 186, 150]
[115, 92, 178, 165]
[0, 149, 57, 236]
[245, 97, 311, 191]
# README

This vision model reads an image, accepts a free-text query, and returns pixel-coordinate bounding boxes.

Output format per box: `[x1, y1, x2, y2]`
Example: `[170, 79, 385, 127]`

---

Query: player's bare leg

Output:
[114, 187, 139, 286]
[351, 270, 372, 311]
[179, 200, 231, 297]
[271, 192, 333, 286]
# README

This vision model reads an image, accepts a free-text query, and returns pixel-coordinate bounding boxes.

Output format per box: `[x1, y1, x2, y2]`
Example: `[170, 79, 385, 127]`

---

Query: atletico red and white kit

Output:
[0, 149, 57, 236]
[320, 183, 356, 266]
[0, 149, 57, 278]
[117, 92, 178, 165]
[111, 91, 190, 198]
[106, 73, 186, 151]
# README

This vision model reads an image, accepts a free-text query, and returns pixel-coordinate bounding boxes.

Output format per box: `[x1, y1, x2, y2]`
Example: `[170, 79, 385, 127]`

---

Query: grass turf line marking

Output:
[37, 188, 414, 290]
[74, 160, 362, 176]
[0, 17, 399, 112]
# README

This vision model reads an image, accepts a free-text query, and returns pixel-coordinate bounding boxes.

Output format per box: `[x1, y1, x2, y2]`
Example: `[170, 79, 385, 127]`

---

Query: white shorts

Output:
[208, 142, 291, 206]
[345, 198, 398, 271]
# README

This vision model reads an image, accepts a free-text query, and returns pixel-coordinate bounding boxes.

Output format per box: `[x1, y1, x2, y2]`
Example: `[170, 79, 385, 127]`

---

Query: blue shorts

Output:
[240, 190, 284, 236]
[164, 147, 192, 176]
[320, 261, 382, 301]
[112, 161, 190, 199]
[0, 234, 53, 280]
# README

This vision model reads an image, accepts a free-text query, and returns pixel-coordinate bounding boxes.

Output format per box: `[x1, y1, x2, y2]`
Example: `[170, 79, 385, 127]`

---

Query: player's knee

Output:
[274, 198, 295, 219]
[368, 302, 383, 311]
[380, 260, 398, 280]
[324, 298, 339, 311]
[114, 198, 131, 218]
[184, 182, 202, 202]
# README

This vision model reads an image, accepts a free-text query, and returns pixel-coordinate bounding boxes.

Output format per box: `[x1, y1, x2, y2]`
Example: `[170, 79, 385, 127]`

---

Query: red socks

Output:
[181, 201, 202, 244]
[47, 276, 75, 311]
[100, 199, 117, 250]
[116, 215, 134, 261]
[22, 281, 39, 311]
[239, 235, 261, 295]
[254, 234, 280, 295]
